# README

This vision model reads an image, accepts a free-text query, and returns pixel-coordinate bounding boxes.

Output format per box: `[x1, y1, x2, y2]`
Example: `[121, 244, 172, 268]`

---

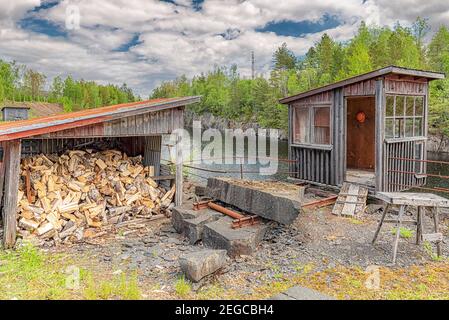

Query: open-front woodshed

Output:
[0, 96, 200, 248]
[280, 66, 445, 193]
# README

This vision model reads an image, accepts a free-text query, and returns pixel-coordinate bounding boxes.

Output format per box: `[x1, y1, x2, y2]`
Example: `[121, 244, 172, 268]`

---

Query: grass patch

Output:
[391, 227, 414, 239]
[83, 271, 141, 300]
[175, 276, 191, 298]
[0, 241, 73, 299]
[247, 262, 449, 300]
[0, 242, 142, 300]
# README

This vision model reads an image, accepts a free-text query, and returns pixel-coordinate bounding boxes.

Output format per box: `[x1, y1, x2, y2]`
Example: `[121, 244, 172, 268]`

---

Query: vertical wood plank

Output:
[0, 142, 5, 210]
[2, 139, 22, 249]
[175, 133, 183, 206]
[375, 79, 385, 191]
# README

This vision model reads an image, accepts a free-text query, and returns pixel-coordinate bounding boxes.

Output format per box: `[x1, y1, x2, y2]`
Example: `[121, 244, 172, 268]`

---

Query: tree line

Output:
[150, 18, 449, 136]
[0, 61, 138, 113]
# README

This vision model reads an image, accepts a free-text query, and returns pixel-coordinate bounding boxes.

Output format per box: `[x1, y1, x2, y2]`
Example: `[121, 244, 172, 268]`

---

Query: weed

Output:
[175, 276, 191, 298]
[391, 227, 414, 239]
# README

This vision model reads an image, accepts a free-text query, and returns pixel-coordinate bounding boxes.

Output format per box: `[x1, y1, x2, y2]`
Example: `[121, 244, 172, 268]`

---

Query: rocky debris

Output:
[270, 286, 336, 300]
[202, 216, 268, 257]
[17, 149, 175, 245]
[205, 177, 301, 224]
[179, 249, 228, 282]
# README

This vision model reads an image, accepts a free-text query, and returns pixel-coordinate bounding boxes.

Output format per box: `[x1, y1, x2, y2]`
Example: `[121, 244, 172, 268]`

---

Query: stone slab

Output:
[179, 249, 228, 282]
[270, 286, 336, 300]
[202, 216, 268, 257]
[206, 178, 301, 224]
[171, 204, 202, 234]
[184, 210, 222, 244]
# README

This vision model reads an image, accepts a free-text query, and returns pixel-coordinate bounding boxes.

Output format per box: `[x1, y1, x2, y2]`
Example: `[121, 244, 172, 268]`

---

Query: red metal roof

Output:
[0, 96, 200, 142]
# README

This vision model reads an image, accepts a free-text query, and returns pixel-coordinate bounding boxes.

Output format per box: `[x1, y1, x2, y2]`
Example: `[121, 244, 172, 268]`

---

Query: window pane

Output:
[394, 118, 403, 138]
[385, 118, 394, 138]
[414, 117, 423, 136]
[386, 95, 394, 117]
[414, 143, 423, 173]
[396, 96, 405, 116]
[313, 107, 330, 144]
[405, 118, 414, 137]
[415, 96, 424, 115]
[406, 96, 414, 116]
[293, 107, 309, 143]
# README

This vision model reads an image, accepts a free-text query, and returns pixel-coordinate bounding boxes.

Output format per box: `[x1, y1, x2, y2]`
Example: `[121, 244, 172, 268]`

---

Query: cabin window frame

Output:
[292, 104, 332, 147]
[384, 94, 425, 140]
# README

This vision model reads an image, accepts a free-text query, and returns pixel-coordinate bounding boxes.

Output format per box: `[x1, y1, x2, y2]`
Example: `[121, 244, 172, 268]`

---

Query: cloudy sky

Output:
[1, 0, 448, 96]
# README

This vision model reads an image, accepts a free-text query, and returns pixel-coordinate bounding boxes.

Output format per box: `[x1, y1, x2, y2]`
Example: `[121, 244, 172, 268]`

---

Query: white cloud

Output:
[0, 0, 448, 96]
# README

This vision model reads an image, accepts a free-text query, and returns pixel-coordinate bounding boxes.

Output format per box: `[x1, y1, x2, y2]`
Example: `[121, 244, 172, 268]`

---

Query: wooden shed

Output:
[0, 96, 200, 248]
[280, 66, 445, 193]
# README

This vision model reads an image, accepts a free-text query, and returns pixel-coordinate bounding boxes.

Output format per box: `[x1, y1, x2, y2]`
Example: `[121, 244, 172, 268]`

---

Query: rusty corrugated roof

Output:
[0, 96, 200, 142]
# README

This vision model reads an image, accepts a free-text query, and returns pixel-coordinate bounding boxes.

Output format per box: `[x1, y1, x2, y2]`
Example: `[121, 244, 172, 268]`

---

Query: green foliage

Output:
[0, 59, 137, 113]
[83, 270, 141, 300]
[175, 276, 192, 298]
[150, 18, 449, 133]
[391, 227, 414, 239]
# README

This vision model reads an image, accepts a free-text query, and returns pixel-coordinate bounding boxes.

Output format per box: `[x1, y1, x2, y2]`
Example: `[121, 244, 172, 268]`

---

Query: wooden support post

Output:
[2, 139, 22, 249]
[432, 206, 442, 257]
[416, 206, 423, 245]
[372, 204, 389, 244]
[175, 133, 183, 207]
[392, 205, 405, 264]
[0, 142, 6, 211]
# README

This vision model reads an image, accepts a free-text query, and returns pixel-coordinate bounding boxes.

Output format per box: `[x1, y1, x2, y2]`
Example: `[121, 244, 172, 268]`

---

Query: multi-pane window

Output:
[414, 142, 424, 174]
[385, 95, 424, 139]
[292, 105, 331, 145]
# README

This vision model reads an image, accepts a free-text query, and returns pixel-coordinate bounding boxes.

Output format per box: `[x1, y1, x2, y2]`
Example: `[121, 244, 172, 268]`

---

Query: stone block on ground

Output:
[171, 204, 202, 234]
[183, 210, 222, 244]
[270, 286, 336, 300]
[206, 178, 301, 224]
[202, 216, 268, 257]
[179, 249, 228, 282]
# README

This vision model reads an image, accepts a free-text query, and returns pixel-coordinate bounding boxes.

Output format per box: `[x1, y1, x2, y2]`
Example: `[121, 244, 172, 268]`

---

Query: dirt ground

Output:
[2, 180, 449, 300]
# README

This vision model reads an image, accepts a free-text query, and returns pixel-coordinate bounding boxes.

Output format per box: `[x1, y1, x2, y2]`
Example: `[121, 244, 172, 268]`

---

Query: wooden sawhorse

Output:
[372, 192, 448, 264]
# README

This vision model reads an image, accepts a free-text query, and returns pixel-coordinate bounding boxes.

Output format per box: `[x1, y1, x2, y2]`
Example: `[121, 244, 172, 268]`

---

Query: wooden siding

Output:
[144, 136, 162, 176]
[384, 77, 427, 95]
[28, 108, 184, 139]
[292, 90, 333, 105]
[344, 79, 376, 96]
[384, 139, 426, 191]
[291, 146, 332, 185]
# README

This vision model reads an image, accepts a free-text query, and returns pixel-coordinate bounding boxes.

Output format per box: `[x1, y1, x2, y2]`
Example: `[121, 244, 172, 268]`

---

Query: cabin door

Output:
[345, 97, 376, 186]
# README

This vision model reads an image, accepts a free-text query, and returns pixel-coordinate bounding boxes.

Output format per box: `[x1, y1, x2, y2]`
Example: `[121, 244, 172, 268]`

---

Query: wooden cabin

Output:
[280, 66, 445, 192]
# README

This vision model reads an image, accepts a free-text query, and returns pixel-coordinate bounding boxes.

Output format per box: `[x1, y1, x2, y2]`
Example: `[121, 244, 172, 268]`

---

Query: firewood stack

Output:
[16, 149, 176, 245]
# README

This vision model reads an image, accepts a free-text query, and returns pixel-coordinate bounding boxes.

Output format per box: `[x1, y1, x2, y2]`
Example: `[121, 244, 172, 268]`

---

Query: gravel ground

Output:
[47, 197, 448, 299]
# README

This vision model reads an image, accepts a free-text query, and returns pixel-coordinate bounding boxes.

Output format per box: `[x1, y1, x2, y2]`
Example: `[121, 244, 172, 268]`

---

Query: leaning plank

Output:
[2, 140, 22, 248]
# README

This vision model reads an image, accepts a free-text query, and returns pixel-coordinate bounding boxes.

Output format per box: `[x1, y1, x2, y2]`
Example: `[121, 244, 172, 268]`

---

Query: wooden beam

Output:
[2, 139, 22, 248]
[175, 133, 183, 206]
[0, 142, 5, 211]
[375, 79, 385, 191]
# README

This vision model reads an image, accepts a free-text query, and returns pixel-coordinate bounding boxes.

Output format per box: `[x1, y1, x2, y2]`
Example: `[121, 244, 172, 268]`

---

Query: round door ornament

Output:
[356, 111, 366, 123]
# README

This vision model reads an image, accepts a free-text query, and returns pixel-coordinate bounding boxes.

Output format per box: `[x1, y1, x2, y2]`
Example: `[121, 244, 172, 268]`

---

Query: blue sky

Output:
[0, 0, 448, 95]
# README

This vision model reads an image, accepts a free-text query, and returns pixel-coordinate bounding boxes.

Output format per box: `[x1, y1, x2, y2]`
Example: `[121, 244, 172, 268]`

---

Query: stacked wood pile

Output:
[16, 149, 175, 245]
